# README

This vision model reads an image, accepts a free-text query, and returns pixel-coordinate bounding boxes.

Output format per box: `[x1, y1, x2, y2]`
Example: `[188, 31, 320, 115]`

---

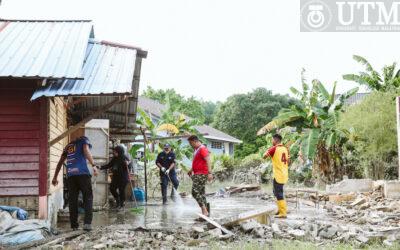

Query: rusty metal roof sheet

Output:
[31, 40, 139, 100]
[0, 20, 93, 79]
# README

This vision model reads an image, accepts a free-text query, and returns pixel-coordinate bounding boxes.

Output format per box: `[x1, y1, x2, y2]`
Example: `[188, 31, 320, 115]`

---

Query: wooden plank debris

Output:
[227, 184, 261, 195]
[328, 193, 356, 204]
[196, 213, 235, 236]
[9, 230, 84, 250]
[220, 206, 277, 228]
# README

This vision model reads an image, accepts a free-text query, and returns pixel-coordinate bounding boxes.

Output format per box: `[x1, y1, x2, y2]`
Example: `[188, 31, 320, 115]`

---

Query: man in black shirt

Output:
[156, 144, 179, 204]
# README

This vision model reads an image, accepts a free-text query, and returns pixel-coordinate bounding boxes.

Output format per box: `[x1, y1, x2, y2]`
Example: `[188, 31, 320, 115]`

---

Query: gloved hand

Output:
[161, 167, 166, 173]
[165, 169, 170, 175]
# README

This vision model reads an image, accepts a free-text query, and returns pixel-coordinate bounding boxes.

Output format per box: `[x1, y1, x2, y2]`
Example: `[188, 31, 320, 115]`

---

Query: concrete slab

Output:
[383, 181, 400, 199]
[326, 179, 374, 194]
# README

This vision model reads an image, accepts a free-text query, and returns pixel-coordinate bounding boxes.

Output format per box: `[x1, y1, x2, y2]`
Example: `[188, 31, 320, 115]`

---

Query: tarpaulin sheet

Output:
[0, 211, 50, 246]
[0, 206, 28, 220]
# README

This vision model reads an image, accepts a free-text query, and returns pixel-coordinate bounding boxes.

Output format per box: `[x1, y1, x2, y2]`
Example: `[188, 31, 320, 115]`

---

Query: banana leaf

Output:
[129, 144, 143, 159]
[301, 128, 320, 160]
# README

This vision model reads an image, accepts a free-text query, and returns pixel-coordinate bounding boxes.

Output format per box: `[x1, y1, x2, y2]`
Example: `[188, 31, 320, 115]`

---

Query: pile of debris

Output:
[232, 168, 261, 184]
[17, 178, 400, 249]
[37, 225, 235, 249]
[211, 184, 262, 198]
[322, 191, 400, 246]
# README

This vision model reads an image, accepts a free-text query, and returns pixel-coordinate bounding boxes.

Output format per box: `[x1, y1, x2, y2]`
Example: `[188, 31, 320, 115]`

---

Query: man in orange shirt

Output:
[263, 134, 289, 219]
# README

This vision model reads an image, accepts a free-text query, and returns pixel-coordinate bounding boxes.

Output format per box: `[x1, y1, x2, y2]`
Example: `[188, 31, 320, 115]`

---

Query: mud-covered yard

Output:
[22, 184, 400, 250]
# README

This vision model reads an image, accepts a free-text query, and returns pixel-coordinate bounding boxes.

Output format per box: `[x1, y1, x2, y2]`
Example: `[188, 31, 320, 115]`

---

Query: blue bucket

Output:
[133, 188, 145, 202]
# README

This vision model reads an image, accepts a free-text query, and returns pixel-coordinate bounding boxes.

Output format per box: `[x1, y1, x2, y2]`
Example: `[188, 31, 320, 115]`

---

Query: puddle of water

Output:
[58, 197, 271, 231]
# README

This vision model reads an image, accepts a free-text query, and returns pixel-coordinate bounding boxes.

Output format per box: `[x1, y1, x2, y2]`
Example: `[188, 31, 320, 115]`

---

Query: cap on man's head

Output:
[164, 143, 171, 149]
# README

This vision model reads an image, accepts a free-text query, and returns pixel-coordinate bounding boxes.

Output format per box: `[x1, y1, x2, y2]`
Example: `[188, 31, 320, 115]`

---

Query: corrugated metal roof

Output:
[31, 40, 138, 100]
[194, 124, 242, 144]
[77, 96, 138, 129]
[0, 20, 93, 79]
[335, 92, 369, 106]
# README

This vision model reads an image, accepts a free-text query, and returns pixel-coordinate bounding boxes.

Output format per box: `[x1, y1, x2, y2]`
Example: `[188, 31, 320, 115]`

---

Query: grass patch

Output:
[130, 207, 145, 214]
[210, 239, 398, 250]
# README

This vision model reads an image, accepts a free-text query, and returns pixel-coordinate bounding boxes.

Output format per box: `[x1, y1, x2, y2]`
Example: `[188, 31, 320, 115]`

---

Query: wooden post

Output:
[140, 127, 148, 202]
[397, 97, 400, 180]
[38, 98, 49, 219]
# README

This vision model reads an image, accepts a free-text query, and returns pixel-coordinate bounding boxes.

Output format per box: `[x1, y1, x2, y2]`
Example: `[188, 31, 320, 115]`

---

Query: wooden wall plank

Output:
[0, 139, 39, 147]
[0, 131, 39, 139]
[0, 171, 39, 179]
[0, 115, 40, 123]
[48, 97, 67, 195]
[0, 123, 40, 131]
[0, 106, 40, 115]
[0, 162, 39, 171]
[0, 179, 38, 187]
[0, 187, 38, 196]
[0, 147, 39, 155]
[0, 155, 39, 163]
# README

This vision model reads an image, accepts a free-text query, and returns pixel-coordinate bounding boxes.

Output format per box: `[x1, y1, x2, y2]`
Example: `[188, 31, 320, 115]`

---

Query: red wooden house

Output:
[0, 20, 146, 225]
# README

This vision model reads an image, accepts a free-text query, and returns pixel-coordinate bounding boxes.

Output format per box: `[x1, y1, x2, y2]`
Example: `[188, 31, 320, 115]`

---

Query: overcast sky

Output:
[0, 0, 398, 101]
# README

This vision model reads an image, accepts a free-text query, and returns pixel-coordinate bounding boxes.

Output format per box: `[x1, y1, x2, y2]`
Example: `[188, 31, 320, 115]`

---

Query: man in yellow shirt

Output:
[263, 134, 289, 219]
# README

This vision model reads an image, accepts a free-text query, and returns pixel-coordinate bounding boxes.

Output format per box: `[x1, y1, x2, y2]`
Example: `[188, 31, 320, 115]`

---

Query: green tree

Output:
[212, 88, 296, 158]
[343, 55, 400, 91]
[202, 101, 219, 124]
[339, 90, 400, 180]
[258, 75, 358, 183]
[142, 86, 207, 123]
[142, 86, 183, 107]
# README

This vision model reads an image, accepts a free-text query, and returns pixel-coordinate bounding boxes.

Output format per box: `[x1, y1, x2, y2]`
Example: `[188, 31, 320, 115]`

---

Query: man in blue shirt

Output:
[52, 132, 98, 231]
[156, 144, 179, 205]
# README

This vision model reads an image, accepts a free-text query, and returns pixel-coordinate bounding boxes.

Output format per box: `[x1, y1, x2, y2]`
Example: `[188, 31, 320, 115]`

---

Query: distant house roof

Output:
[138, 96, 242, 144]
[138, 95, 167, 118]
[336, 93, 369, 106]
[194, 124, 242, 144]
[31, 40, 146, 100]
[0, 20, 93, 79]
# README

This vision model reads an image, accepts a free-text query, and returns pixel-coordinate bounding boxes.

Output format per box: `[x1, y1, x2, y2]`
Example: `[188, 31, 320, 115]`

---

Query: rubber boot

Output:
[206, 202, 210, 216]
[275, 200, 287, 219]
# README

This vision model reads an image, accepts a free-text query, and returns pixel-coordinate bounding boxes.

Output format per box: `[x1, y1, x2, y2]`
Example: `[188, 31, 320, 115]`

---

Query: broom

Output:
[126, 164, 138, 207]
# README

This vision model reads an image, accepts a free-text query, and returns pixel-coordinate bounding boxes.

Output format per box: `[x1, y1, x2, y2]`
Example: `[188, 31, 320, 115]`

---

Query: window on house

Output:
[211, 141, 222, 149]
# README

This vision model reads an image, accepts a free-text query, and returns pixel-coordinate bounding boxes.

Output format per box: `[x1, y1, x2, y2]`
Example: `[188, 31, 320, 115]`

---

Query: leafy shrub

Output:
[211, 154, 238, 173]
[239, 153, 263, 169]
[339, 90, 400, 180]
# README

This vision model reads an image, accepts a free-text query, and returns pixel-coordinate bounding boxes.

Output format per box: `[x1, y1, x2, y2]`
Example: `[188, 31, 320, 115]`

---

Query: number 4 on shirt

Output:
[281, 153, 288, 165]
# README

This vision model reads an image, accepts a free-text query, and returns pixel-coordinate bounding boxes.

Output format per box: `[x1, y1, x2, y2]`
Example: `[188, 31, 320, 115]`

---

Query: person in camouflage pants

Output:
[191, 174, 208, 207]
[188, 135, 213, 217]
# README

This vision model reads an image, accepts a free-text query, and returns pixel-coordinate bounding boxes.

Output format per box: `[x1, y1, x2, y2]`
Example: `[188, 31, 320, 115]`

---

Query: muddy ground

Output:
[31, 186, 400, 250]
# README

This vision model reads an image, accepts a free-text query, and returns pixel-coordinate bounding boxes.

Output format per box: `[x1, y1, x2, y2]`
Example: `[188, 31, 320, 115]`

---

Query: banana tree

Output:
[131, 104, 199, 169]
[343, 55, 400, 92]
[158, 97, 200, 136]
[258, 74, 358, 183]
